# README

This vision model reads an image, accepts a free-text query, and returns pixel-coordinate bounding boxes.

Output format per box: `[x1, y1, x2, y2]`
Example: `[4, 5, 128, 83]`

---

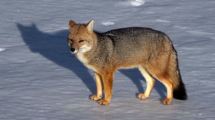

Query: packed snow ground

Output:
[0, 0, 215, 119]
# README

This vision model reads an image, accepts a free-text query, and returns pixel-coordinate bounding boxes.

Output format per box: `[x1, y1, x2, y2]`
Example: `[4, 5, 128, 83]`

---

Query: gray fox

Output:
[67, 20, 187, 105]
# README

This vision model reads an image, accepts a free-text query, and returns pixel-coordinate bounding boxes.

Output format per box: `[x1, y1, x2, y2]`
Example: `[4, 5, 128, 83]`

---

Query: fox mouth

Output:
[70, 46, 92, 54]
[70, 48, 84, 54]
[72, 50, 78, 54]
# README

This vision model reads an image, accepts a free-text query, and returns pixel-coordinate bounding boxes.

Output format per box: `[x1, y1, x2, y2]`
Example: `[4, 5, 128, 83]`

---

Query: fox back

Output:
[68, 23, 173, 71]
[101, 27, 173, 68]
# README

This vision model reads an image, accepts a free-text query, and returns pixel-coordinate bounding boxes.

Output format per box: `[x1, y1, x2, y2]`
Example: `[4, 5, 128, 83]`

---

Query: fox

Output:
[67, 19, 187, 105]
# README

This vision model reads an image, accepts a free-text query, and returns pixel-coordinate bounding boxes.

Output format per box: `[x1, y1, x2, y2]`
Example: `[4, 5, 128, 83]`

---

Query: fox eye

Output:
[69, 39, 73, 43]
[79, 40, 85, 43]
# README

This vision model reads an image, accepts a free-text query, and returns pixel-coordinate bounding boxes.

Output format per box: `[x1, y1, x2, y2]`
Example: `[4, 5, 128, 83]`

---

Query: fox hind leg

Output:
[146, 68, 174, 105]
[137, 66, 155, 100]
[146, 65, 174, 105]
[159, 79, 173, 105]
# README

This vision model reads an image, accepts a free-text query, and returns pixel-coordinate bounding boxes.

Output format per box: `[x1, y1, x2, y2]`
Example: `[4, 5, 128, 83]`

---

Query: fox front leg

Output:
[89, 73, 102, 101]
[97, 72, 113, 105]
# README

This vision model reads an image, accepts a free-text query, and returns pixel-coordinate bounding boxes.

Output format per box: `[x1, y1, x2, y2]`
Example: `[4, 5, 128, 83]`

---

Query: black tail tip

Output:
[173, 82, 188, 100]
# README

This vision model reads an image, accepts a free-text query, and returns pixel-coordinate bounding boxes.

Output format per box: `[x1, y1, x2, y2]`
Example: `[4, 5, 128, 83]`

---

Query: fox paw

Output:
[89, 95, 102, 101]
[161, 98, 172, 105]
[137, 93, 149, 100]
[97, 99, 110, 105]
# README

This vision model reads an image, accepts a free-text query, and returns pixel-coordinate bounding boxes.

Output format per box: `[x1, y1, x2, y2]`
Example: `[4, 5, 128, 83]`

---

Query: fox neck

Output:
[76, 31, 98, 65]
[76, 32, 114, 72]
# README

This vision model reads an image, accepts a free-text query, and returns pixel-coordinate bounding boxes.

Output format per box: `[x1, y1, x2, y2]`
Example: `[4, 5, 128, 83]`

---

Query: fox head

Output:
[67, 20, 96, 54]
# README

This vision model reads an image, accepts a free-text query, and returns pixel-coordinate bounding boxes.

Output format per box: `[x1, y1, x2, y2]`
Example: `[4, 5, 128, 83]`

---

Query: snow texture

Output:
[0, 48, 6, 52]
[117, 0, 145, 7]
[101, 21, 115, 26]
[0, 0, 215, 120]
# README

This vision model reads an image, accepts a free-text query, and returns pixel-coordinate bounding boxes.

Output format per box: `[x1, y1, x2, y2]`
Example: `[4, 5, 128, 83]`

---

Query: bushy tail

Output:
[169, 48, 188, 100]
[173, 77, 187, 100]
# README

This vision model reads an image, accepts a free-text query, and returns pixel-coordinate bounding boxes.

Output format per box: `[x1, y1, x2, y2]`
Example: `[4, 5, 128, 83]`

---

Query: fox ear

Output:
[69, 20, 76, 28]
[86, 20, 95, 32]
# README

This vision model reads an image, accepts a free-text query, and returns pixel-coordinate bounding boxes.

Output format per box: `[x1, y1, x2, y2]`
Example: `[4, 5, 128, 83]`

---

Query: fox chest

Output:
[76, 53, 97, 72]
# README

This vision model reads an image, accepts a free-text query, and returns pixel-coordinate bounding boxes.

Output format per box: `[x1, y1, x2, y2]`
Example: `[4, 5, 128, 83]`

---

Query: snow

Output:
[117, 0, 146, 7]
[0, 0, 215, 120]
[101, 21, 115, 26]
[0, 48, 6, 52]
[129, 0, 146, 7]
[155, 19, 171, 23]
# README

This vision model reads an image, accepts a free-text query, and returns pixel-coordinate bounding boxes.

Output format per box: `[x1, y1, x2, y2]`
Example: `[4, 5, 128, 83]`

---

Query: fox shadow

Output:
[16, 23, 96, 94]
[17, 23, 165, 98]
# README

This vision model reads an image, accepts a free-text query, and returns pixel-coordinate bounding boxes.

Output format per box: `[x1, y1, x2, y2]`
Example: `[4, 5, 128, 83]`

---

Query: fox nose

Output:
[70, 48, 76, 53]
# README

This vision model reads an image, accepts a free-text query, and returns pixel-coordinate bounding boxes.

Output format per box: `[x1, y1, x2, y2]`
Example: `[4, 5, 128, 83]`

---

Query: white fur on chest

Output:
[76, 53, 97, 72]
[77, 53, 88, 64]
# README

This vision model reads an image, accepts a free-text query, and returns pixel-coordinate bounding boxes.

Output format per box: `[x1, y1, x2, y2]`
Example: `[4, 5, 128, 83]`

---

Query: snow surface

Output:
[1, 0, 215, 120]
[0, 48, 6, 52]
[117, 0, 146, 7]
[101, 21, 115, 26]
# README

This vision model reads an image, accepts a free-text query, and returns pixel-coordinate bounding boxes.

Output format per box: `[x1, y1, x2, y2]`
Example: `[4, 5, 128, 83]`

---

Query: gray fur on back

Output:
[87, 27, 173, 69]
